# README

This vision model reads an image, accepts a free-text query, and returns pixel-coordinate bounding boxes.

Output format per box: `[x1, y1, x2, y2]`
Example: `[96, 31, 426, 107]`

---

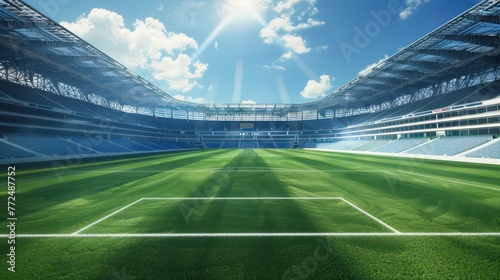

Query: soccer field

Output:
[1, 149, 499, 279]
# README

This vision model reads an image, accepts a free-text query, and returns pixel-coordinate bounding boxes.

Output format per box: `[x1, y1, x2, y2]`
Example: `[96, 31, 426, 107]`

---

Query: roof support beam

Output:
[77, 66, 115, 74]
[97, 76, 129, 83]
[370, 76, 407, 84]
[379, 68, 426, 78]
[0, 20, 48, 30]
[408, 48, 478, 60]
[26, 40, 83, 48]
[49, 55, 99, 63]
[393, 60, 449, 70]
[433, 34, 500, 47]
[464, 14, 500, 24]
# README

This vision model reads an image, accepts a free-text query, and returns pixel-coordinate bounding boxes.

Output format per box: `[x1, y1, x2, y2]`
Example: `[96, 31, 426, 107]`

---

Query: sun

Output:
[219, 0, 267, 25]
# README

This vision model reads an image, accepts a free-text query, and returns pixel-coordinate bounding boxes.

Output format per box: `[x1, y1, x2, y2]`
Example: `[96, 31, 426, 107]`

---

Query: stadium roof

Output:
[0, 0, 499, 116]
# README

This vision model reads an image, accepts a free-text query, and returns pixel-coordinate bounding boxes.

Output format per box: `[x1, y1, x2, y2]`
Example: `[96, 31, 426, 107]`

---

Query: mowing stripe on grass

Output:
[397, 170, 500, 192]
[1, 232, 499, 238]
[0, 174, 60, 186]
[72, 198, 144, 235]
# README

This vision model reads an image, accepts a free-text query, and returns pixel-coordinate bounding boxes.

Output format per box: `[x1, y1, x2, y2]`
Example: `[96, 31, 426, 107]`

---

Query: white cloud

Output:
[358, 55, 389, 76]
[173, 94, 206, 103]
[157, 1, 164, 12]
[214, 41, 219, 50]
[399, 0, 430, 20]
[300, 75, 333, 99]
[61, 8, 207, 93]
[274, 0, 300, 13]
[242, 100, 257, 104]
[264, 63, 286, 71]
[151, 54, 208, 92]
[282, 34, 310, 54]
[259, 0, 324, 59]
[280, 52, 293, 60]
[317, 45, 328, 51]
[259, 15, 324, 44]
[259, 16, 292, 43]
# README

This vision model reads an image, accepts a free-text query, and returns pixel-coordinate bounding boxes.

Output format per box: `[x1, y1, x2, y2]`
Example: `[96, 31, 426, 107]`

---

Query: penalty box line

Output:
[72, 197, 399, 235]
[1, 233, 500, 238]
[72, 198, 145, 235]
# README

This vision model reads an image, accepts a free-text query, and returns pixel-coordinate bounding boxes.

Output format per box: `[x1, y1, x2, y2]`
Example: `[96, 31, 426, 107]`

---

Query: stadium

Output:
[0, 0, 499, 279]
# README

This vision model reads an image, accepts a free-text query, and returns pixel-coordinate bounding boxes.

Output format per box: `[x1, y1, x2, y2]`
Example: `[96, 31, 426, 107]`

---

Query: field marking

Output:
[397, 170, 500, 192]
[72, 169, 387, 174]
[1, 232, 499, 238]
[72, 198, 144, 235]
[143, 197, 400, 233]
[142, 197, 343, 200]
[212, 155, 277, 158]
[339, 198, 400, 233]
[72, 196, 399, 234]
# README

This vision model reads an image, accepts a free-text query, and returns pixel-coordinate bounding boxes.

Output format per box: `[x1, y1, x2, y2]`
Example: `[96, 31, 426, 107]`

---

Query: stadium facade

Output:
[0, 0, 499, 163]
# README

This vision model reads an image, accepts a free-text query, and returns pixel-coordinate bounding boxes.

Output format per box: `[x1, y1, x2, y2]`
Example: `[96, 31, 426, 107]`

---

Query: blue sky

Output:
[26, 0, 481, 104]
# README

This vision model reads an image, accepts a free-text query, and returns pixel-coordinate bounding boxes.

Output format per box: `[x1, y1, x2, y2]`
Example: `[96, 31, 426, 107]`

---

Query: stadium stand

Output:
[0, 0, 498, 165]
[350, 139, 392, 151]
[240, 140, 257, 148]
[221, 141, 240, 149]
[5, 135, 96, 156]
[106, 139, 153, 152]
[204, 142, 223, 149]
[169, 142, 196, 149]
[404, 136, 492, 156]
[0, 140, 36, 159]
[305, 140, 369, 150]
[65, 137, 130, 153]
[348, 84, 496, 126]
[371, 138, 429, 153]
[465, 139, 500, 159]
[258, 141, 276, 148]
[274, 142, 294, 149]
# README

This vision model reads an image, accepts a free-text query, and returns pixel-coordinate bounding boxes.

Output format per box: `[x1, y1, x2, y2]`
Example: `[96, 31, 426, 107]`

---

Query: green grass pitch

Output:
[1, 149, 499, 279]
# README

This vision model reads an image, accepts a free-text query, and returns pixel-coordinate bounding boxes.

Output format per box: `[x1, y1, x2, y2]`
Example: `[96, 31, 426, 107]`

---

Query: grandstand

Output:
[0, 0, 499, 279]
[0, 0, 499, 163]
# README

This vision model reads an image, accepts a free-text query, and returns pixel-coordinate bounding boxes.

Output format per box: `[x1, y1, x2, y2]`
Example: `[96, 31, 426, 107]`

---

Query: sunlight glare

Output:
[222, 0, 266, 25]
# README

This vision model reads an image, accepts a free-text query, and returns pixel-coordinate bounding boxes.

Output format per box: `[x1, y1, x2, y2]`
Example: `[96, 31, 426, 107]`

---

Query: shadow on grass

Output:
[90, 149, 369, 279]
[276, 149, 500, 232]
[2, 149, 236, 231]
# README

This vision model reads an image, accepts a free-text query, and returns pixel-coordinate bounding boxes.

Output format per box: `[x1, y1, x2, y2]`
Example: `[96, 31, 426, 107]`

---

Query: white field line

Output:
[72, 169, 387, 173]
[1, 232, 499, 238]
[212, 155, 277, 158]
[72, 198, 144, 235]
[397, 170, 500, 192]
[72, 197, 343, 234]
[72, 197, 398, 235]
[143, 197, 400, 233]
[142, 197, 343, 200]
[339, 198, 400, 234]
